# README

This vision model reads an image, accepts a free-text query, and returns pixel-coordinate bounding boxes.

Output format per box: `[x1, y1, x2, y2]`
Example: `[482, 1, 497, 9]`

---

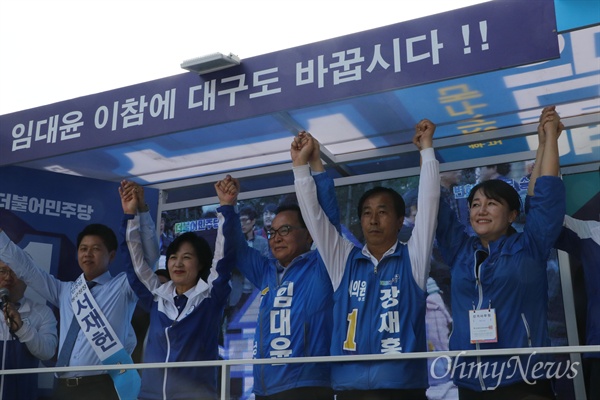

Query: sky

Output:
[0, 0, 489, 116]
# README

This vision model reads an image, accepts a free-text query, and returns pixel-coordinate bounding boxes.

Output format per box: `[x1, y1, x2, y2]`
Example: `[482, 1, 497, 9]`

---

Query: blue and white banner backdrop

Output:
[0, 165, 158, 283]
[0, 0, 560, 167]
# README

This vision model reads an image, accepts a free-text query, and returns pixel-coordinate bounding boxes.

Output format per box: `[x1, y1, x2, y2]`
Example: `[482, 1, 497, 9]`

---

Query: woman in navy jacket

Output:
[436, 106, 565, 399]
[121, 184, 235, 400]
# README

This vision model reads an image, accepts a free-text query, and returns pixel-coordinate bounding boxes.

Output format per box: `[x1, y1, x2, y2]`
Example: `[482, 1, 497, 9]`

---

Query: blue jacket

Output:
[220, 172, 340, 396]
[124, 212, 234, 400]
[330, 246, 429, 390]
[294, 149, 440, 392]
[436, 176, 565, 391]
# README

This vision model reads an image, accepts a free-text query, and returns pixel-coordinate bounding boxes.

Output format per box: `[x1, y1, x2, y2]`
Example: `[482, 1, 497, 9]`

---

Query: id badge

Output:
[469, 308, 498, 344]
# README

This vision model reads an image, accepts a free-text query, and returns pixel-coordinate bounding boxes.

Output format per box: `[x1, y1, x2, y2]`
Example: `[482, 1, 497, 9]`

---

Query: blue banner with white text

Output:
[0, 0, 559, 166]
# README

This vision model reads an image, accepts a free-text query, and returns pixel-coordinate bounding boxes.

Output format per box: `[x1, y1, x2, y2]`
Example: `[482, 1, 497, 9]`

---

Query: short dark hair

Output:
[357, 187, 405, 219]
[467, 179, 521, 216]
[240, 205, 258, 221]
[77, 224, 118, 252]
[488, 163, 511, 177]
[166, 232, 213, 282]
[263, 203, 277, 214]
[275, 203, 306, 228]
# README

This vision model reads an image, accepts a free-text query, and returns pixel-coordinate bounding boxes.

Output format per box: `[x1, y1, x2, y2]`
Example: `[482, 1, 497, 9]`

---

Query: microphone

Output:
[0, 287, 13, 331]
[0, 287, 9, 304]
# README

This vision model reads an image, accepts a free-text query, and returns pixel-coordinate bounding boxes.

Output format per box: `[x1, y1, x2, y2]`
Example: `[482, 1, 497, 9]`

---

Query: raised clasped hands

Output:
[413, 119, 435, 151]
[538, 105, 563, 145]
[215, 175, 240, 206]
[119, 180, 141, 214]
[291, 130, 320, 167]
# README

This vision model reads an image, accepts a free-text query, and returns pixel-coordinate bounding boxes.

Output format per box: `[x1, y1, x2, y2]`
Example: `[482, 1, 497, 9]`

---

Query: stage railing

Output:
[0, 345, 597, 399]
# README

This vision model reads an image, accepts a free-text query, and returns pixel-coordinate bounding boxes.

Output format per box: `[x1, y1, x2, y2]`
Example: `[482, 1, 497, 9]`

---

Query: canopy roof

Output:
[1, 0, 598, 208]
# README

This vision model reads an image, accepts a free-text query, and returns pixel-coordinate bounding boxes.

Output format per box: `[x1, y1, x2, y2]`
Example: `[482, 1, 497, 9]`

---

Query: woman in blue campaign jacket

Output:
[436, 106, 565, 399]
[121, 187, 234, 400]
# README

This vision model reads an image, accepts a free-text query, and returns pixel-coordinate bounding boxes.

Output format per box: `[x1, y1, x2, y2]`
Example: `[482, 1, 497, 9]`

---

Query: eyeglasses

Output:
[266, 225, 305, 239]
[0, 269, 13, 277]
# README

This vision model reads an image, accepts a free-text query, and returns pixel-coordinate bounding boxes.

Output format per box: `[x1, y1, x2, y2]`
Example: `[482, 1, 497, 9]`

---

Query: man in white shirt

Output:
[0, 261, 57, 400]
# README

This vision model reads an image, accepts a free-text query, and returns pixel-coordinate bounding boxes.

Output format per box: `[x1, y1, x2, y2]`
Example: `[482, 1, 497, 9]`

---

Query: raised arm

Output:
[522, 107, 566, 258]
[435, 191, 469, 267]
[0, 228, 63, 306]
[528, 106, 563, 196]
[293, 132, 353, 290]
[120, 180, 160, 268]
[215, 175, 271, 288]
[300, 130, 325, 173]
[296, 130, 342, 232]
[201, 176, 238, 302]
[407, 119, 440, 290]
[120, 185, 159, 309]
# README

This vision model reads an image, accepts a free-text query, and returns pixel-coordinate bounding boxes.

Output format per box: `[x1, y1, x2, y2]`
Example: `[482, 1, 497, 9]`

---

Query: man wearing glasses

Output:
[214, 140, 340, 400]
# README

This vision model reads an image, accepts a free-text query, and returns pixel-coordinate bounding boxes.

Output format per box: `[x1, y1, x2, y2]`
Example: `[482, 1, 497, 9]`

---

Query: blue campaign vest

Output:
[251, 251, 334, 396]
[330, 245, 428, 391]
